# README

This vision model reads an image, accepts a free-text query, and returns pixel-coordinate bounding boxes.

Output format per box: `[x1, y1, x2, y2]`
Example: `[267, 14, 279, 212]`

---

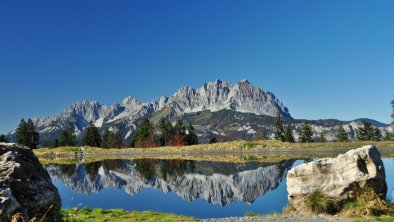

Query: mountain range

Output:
[7, 80, 392, 144]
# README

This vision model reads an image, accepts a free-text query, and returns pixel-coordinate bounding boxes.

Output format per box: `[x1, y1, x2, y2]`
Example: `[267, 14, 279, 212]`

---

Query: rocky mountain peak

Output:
[8, 80, 292, 143]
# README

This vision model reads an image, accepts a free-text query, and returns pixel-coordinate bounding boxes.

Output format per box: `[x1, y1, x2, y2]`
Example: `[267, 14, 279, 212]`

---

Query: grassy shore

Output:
[61, 208, 197, 222]
[34, 140, 394, 164]
[60, 207, 394, 222]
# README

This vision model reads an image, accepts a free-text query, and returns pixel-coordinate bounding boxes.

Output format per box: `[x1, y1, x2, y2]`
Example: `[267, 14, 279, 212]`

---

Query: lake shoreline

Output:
[35, 140, 394, 164]
[61, 207, 392, 222]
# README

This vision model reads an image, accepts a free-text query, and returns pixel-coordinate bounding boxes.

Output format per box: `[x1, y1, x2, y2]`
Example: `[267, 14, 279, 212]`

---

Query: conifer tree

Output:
[16, 118, 39, 148]
[391, 98, 394, 124]
[299, 121, 313, 143]
[274, 115, 285, 142]
[185, 122, 198, 145]
[284, 125, 295, 143]
[158, 118, 171, 146]
[319, 131, 327, 142]
[209, 137, 217, 144]
[26, 119, 40, 149]
[174, 119, 186, 146]
[373, 128, 382, 141]
[0, 134, 8, 143]
[255, 127, 268, 141]
[59, 129, 76, 146]
[132, 118, 155, 148]
[52, 139, 59, 148]
[383, 129, 392, 141]
[102, 130, 123, 148]
[357, 122, 374, 141]
[336, 125, 348, 142]
[83, 121, 102, 147]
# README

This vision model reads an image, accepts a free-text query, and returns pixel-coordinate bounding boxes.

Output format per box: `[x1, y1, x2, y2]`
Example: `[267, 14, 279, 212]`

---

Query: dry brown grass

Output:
[342, 188, 394, 217]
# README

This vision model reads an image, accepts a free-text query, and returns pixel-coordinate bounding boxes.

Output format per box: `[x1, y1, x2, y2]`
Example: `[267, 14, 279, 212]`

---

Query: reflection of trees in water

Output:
[134, 159, 196, 181]
[84, 162, 102, 180]
[102, 159, 126, 171]
[57, 164, 76, 177]
[134, 159, 156, 181]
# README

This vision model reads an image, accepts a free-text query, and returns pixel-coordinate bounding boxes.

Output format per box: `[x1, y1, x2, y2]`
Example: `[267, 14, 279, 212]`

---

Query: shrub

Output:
[343, 188, 394, 217]
[307, 190, 339, 214]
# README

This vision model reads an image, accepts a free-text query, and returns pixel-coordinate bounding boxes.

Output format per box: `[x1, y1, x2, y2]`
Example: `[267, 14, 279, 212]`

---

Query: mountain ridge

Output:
[6, 79, 391, 144]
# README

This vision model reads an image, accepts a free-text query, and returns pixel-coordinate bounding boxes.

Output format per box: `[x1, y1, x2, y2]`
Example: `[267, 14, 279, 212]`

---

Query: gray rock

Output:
[287, 145, 387, 213]
[0, 144, 61, 221]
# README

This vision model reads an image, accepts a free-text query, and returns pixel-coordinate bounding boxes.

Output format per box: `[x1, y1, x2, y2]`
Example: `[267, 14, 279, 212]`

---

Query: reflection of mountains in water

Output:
[45, 159, 294, 206]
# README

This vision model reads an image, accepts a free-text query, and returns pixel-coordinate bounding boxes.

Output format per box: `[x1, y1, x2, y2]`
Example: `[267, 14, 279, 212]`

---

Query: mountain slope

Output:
[7, 80, 291, 144]
[7, 79, 390, 144]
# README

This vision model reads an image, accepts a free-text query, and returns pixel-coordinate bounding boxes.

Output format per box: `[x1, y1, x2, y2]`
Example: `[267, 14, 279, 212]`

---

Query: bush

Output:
[343, 188, 394, 217]
[307, 191, 339, 214]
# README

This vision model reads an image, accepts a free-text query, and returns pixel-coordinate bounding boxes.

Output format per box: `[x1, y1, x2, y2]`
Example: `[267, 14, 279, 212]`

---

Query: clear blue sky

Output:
[1, 0, 394, 134]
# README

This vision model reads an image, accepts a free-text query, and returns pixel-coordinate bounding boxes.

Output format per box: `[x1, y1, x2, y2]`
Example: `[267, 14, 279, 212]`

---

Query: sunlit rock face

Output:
[45, 159, 294, 206]
[7, 80, 292, 143]
[287, 145, 387, 213]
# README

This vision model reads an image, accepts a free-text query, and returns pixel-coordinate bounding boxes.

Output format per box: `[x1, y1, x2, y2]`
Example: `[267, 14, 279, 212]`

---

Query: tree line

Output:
[2, 97, 393, 148]
[256, 115, 388, 143]
[131, 118, 198, 148]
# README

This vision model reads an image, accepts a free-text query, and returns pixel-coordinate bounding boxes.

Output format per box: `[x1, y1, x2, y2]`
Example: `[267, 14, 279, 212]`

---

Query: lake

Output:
[44, 158, 394, 219]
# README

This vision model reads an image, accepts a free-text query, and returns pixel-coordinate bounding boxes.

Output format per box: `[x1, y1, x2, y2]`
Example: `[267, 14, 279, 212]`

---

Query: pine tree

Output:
[102, 130, 123, 148]
[26, 119, 39, 149]
[16, 118, 39, 148]
[391, 97, 394, 124]
[284, 125, 295, 143]
[336, 125, 348, 142]
[274, 115, 285, 142]
[83, 121, 102, 147]
[357, 122, 374, 141]
[52, 139, 59, 148]
[373, 128, 382, 141]
[209, 137, 217, 144]
[59, 129, 76, 146]
[319, 131, 327, 142]
[185, 122, 198, 145]
[0, 134, 8, 143]
[255, 127, 268, 140]
[299, 121, 313, 143]
[174, 119, 186, 146]
[132, 118, 155, 148]
[383, 130, 392, 141]
[16, 119, 28, 146]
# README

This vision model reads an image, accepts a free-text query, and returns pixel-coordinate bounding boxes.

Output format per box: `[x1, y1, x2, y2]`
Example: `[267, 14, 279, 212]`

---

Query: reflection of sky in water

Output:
[382, 158, 394, 202]
[51, 158, 394, 218]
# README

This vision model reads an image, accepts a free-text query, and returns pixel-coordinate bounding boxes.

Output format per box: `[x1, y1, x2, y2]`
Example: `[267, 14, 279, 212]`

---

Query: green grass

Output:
[244, 212, 260, 217]
[306, 190, 339, 214]
[243, 142, 257, 148]
[61, 208, 197, 222]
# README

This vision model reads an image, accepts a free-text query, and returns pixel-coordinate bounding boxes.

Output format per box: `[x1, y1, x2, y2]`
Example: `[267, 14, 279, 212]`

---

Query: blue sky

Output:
[1, 0, 394, 134]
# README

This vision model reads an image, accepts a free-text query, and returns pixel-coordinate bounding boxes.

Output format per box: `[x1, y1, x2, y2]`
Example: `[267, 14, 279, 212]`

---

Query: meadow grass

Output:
[61, 208, 197, 222]
[34, 140, 394, 156]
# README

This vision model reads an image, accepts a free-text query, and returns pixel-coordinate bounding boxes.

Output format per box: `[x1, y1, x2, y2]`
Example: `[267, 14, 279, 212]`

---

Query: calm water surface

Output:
[44, 158, 394, 218]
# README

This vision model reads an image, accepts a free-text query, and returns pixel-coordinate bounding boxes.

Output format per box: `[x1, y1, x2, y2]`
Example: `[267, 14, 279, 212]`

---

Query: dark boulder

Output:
[0, 143, 61, 221]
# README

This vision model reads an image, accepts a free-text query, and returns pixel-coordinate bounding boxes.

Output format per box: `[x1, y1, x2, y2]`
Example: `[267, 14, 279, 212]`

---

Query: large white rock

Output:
[287, 145, 387, 211]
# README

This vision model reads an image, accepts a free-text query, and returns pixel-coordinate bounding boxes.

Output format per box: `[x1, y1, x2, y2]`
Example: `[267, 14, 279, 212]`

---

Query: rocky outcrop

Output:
[0, 143, 61, 221]
[287, 145, 387, 213]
